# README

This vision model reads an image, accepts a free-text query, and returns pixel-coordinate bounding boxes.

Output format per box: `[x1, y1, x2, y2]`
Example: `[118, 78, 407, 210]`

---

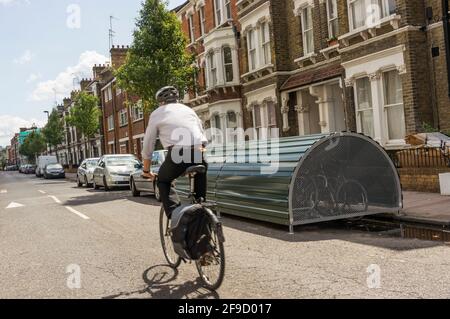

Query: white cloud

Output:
[0, 115, 45, 147]
[26, 73, 42, 83]
[30, 51, 108, 102]
[13, 50, 35, 65]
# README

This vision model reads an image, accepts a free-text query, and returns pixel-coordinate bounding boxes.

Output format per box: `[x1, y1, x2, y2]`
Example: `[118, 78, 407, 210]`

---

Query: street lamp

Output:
[44, 111, 50, 120]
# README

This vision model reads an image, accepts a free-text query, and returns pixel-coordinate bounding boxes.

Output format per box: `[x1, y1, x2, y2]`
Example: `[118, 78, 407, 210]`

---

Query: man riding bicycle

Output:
[141, 86, 209, 217]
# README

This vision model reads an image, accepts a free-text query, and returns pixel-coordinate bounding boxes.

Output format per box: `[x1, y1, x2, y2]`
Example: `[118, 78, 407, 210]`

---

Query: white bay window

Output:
[355, 77, 374, 138]
[383, 70, 405, 141]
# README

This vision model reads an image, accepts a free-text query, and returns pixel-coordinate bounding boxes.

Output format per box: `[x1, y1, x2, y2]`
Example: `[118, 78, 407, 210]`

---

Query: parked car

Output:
[92, 154, 141, 191]
[43, 163, 66, 179]
[24, 165, 37, 174]
[36, 156, 58, 177]
[130, 150, 167, 201]
[19, 165, 27, 173]
[76, 158, 100, 187]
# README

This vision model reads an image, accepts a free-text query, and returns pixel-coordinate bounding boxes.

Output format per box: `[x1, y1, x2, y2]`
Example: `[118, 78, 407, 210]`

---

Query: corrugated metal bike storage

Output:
[176, 132, 402, 232]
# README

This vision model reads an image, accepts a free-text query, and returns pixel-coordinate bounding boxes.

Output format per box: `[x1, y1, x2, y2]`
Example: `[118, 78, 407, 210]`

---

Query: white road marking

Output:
[48, 195, 62, 204]
[1, 190, 7, 194]
[38, 190, 46, 194]
[6, 202, 25, 209]
[65, 207, 90, 220]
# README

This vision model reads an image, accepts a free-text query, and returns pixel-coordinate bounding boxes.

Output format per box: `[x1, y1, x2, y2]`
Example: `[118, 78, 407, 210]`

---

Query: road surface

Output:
[0, 171, 449, 299]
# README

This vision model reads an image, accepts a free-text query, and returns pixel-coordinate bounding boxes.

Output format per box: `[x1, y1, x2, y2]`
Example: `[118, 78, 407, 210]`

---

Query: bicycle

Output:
[313, 163, 369, 215]
[296, 162, 368, 217]
[159, 165, 226, 290]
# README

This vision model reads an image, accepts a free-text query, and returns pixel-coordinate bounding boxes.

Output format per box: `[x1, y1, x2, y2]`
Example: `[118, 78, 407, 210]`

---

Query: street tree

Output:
[66, 91, 101, 159]
[42, 109, 65, 161]
[19, 131, 47, 163]
[116, 0, 196, 111]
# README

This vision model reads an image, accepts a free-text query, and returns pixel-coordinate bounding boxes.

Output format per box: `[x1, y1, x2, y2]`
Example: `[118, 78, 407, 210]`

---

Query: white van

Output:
[36, 156, 58, 177]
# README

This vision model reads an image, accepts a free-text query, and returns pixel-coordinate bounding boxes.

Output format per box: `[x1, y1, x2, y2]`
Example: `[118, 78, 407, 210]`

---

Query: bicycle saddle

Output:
[185, 165, 206, 175]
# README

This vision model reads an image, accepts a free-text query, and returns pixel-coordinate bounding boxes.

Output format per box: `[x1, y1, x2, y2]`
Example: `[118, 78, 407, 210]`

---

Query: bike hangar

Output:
[176, 132, 403, 234]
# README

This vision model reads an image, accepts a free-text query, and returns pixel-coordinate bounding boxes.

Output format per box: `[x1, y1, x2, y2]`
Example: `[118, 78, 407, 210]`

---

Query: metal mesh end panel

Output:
[290, 133, 402, 225]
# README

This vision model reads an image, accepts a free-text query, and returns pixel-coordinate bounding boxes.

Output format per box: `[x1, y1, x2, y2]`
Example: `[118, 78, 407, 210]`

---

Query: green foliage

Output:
[422, 122, 438, 133]
[19, 131, 46, 162]
[42, 109, 65, 149]
[116, 0, 196, 111]
[66, 91, 101, 140]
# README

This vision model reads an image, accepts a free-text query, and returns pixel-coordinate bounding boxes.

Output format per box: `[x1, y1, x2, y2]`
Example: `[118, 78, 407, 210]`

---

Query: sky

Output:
[0, 0, 186, 147]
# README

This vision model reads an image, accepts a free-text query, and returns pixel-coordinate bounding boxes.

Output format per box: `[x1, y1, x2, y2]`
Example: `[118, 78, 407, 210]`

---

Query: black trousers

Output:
[157, 147, 208, 217]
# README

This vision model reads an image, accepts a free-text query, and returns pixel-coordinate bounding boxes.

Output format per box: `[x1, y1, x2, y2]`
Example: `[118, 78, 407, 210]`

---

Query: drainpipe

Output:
[442, 0, 450, 97]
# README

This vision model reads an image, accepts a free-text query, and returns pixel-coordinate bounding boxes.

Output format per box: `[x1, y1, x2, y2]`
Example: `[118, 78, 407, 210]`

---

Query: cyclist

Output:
[141, 86, 209, 217]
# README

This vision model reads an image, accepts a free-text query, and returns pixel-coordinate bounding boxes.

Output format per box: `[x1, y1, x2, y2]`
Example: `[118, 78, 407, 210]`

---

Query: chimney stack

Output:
[80, 78, 92, 91]
[110, 45, 129, 69]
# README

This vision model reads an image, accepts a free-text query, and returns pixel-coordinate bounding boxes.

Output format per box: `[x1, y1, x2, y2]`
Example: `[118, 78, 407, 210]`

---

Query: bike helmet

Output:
[156, 86, 179, 104]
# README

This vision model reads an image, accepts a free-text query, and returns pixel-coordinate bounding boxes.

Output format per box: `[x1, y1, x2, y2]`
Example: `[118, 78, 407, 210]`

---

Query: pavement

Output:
[398, 191, 450, 226]
[1, 171, 450, 299]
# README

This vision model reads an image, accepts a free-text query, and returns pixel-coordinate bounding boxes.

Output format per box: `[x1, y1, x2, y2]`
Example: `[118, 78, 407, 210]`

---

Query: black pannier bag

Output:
[170, 204, 214, 260]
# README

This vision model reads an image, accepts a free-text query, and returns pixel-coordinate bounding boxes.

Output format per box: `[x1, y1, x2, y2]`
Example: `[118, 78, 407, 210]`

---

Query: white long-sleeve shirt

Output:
[142, 103, 208, 160]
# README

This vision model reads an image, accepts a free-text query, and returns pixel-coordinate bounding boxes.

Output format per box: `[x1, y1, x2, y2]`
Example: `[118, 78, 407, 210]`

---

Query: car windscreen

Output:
[47, 164, 63, 170]
[86, 160, 98, 168]
[105, 157, 138, 166]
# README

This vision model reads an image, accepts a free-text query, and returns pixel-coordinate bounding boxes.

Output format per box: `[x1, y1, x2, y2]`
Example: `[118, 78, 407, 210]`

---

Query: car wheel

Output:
[154, 181, 161, 202]
[77, 175, 83, 187]
[131, 178, 140, 197]
[103, 176, 110, 191]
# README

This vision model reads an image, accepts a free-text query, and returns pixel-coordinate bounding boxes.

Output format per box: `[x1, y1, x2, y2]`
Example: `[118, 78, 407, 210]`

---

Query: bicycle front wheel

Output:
[195, 218, 225, 291]
[159, 206, 182, 269]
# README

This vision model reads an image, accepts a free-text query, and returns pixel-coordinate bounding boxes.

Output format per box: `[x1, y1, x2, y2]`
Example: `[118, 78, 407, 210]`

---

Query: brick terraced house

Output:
[100, 46, 149, 160]
[177, 0, 450, 147]
[176, 0, 245, 143]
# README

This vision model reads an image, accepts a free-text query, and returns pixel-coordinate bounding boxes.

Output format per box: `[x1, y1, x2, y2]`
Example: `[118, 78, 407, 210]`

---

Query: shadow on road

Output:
[63, 189, 161, 207]
[103, 265, 219, 299]
[220, 213, 444, 252]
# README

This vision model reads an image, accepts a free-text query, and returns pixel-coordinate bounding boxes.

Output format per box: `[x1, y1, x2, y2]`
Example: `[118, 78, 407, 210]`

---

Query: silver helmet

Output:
[155, 86, 179, 104]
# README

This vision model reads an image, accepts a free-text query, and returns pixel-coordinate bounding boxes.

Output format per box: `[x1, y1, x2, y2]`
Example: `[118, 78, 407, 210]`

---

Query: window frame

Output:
[260, 22, 271, 65]
[300, 5, 314, 56]
[348, 0, 396, 31]
[354, 76, 375, 139]
[222, 46, 234, 83]
[214, 0, 222, 26]
[326, 0, 339, 39]
[119, 109, 128, 127]
[107, 115, 115, 132]
[247, 29, 257, 71]
[199, 5, 206, 36]
[208, 51, 217, 87]
[382, 69, 405, 142]
[188, 13, 195, 43]
[132, 103, 144, 122]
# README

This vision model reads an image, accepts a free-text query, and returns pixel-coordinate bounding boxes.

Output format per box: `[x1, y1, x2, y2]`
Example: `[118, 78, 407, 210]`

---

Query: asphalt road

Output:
[1, 171, 449, 299]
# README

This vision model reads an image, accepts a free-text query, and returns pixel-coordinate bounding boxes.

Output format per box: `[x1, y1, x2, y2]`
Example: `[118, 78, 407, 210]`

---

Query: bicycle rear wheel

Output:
[336, 180, 368, 214]
[195, 216, 225, 291]
[159, 206, 182, 269]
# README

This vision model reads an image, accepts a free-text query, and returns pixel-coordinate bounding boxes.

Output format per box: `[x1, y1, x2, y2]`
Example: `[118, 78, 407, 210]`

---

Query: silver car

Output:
[93, 154, 141, 191]
[77, 158, 100, 187]
[130, 150, 167, 201]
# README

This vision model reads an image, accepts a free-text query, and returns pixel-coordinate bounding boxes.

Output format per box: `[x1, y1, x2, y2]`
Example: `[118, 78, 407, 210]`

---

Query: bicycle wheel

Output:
[336, 180, 368, 214]
[195, 215, 225, 291]
[159, 206, 182, 269]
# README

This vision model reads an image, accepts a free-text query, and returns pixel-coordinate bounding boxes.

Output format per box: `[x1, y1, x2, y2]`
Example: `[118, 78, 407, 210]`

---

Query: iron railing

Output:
[387, 146, 450, 169]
